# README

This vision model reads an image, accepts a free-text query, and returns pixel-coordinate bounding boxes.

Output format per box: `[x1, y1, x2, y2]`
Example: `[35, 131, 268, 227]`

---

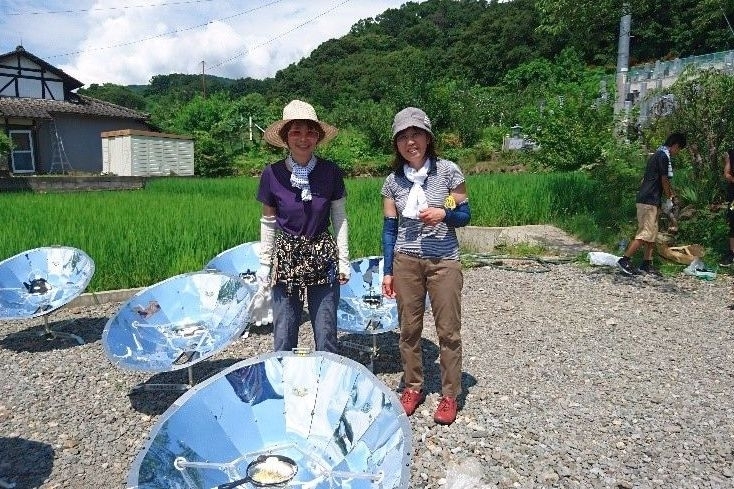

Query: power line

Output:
[45, 0, 284, 59]
[723, 8, 734, 39]
[6, 0, 218, 16]
[209, 0, 353, 71]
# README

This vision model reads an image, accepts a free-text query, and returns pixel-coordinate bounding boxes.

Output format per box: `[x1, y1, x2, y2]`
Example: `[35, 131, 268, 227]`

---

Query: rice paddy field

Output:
[0, 173, 609, 291]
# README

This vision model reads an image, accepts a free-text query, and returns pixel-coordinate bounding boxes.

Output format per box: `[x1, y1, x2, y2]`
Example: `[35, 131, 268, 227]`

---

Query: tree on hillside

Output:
[448, 0, 560, 86]
[229, 77, 272, 98]
[145, 73, 235, 102]
[644, 67, 734, 204]
[78, 83, 147, 110]
[499, 50, 614, 171]
[536, 0, 734, 65]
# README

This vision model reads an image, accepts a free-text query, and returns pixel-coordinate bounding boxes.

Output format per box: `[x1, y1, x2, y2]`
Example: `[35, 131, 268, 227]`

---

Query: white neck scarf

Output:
[402, 160, 430, 219]
[288, 155, 317, 201]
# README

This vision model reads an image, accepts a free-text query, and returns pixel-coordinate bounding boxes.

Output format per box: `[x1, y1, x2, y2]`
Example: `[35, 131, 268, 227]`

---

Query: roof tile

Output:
[0, 94, 148, 121]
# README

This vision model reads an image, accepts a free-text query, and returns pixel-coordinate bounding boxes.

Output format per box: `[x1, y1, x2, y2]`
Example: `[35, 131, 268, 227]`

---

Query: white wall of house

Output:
[0, 57, 65, 99]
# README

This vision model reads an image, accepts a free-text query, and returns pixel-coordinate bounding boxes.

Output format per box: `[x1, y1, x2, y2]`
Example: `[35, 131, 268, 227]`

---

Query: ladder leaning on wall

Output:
[48, 119, 72, 174]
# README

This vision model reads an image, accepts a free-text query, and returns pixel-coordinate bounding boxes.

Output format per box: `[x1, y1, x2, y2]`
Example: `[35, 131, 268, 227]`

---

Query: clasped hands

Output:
[417, 207, 445, 227]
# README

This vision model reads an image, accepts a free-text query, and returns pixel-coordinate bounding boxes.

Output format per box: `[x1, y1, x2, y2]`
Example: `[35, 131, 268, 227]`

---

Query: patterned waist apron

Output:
[273, 230, 337, 300]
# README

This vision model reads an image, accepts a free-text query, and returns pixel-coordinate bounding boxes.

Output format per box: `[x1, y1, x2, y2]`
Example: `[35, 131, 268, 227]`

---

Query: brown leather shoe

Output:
[433, 396, 458, 425]
[399, 389, 425, 416]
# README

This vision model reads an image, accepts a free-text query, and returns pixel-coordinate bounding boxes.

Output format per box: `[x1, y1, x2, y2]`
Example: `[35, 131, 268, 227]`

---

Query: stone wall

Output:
[0, 175, 146, 192]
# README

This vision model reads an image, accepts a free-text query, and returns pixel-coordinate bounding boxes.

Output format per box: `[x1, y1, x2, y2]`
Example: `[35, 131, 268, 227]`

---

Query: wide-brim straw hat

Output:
[263, 99, 338, 149]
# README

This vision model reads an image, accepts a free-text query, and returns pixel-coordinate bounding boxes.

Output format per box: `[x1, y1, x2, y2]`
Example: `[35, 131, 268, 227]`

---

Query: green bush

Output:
[0, 132, 12, 160]
[232, 149, 271, 177]
[474, 126, 504, 159]
[194, 131, 236, 177]
[676, 206, 729, 258]
[317, 128, 372, 174]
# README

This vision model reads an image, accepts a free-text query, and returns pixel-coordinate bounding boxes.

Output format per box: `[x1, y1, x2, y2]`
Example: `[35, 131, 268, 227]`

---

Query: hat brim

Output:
[392, 122, 433, 139]
[263, 119, 339, 149]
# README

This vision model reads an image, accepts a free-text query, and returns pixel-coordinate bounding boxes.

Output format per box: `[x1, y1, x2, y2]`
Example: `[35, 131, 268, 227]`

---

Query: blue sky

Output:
[1, 0, 418, 86]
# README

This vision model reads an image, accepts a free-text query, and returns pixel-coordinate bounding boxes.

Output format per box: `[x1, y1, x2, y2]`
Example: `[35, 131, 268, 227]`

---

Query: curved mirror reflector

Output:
[204, 241, 261, 285]
[103, 271, 254, 372]
[338, 256, 398, 335]
[128, 351, 412, 489]
[0, 246, 95, 320]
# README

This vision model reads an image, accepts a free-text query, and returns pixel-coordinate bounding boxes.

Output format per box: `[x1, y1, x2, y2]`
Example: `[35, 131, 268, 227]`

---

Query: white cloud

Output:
[1, 0, 416, 86]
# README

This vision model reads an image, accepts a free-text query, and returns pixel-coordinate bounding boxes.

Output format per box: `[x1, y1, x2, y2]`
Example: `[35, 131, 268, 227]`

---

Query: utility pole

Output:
[201, 60, 206, 98]
[615, 12, 631, 117]
[614, 6, 631, 139]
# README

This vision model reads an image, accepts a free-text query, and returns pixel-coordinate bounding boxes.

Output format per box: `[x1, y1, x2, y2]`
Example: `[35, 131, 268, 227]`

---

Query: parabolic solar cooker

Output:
[127, 350, 412, 488]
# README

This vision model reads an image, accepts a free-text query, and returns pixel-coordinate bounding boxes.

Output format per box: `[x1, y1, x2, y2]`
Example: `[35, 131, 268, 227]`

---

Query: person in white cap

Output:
[381, 107, 471, 425]
[256, 99, 349, 354]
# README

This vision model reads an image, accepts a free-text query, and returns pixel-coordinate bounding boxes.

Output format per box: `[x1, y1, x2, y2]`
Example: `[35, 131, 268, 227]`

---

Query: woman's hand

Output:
[418, 207, 446, 226]
[382, 275, 396, 298]
[338, 273, 349, 285]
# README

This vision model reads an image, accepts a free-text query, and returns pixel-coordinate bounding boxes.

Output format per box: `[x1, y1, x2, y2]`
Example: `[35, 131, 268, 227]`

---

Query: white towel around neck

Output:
[402, 160, 430, 219]
[658, 145, 673, 178]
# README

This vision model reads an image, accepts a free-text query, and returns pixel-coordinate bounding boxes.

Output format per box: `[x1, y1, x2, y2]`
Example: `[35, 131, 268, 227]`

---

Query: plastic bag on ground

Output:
[588, 251, 621, 267]
[682, 257, 717, 281]
[445, 458, 491, 489]
[661, 198, 674, 214]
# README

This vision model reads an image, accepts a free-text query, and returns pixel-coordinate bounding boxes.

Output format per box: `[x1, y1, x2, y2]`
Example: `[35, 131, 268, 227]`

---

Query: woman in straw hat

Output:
[255, 99, 349, 353]
[381, 107, 471, 426]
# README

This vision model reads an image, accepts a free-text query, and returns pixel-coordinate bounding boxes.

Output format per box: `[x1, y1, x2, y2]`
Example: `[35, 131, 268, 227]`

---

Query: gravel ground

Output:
[1, 261, 734, 489]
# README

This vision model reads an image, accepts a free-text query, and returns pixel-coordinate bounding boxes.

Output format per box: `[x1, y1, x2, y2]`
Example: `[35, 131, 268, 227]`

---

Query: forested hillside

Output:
[82, 0, 734, 110]
[77, 0, 734, 188]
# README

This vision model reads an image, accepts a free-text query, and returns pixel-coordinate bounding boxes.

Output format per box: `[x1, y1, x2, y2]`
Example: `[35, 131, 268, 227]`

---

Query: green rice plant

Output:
[345, 177, 385, 258]
[466, 172, 599, 225]
[0, 178, 262, 291]
[0, 172, 610, 291]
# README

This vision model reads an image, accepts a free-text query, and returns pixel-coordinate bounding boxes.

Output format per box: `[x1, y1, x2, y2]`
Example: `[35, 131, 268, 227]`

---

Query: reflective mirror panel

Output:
[204, 241, 261, 286]
[0, 246, 95, 320]
[337, 256, 398, 335]
[128, 351, 412, 489]
[103, 271, 254, 372]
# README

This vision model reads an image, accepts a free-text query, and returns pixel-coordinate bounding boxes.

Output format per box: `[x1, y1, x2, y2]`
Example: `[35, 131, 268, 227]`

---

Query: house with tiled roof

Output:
[0, 46, 151, 174]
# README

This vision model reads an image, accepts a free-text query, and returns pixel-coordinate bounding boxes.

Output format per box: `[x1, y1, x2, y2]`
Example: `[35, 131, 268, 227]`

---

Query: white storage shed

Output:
[101, 129, 194, 176]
